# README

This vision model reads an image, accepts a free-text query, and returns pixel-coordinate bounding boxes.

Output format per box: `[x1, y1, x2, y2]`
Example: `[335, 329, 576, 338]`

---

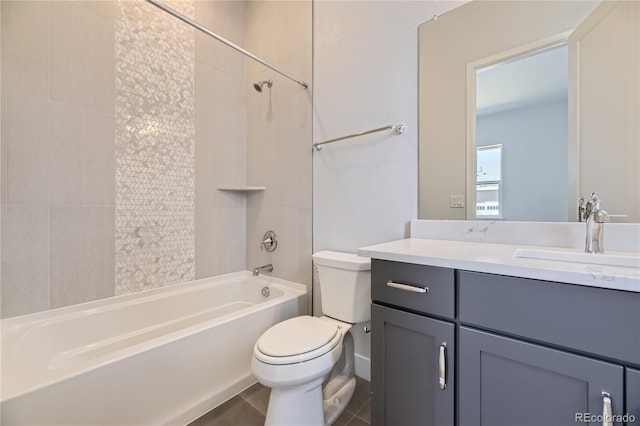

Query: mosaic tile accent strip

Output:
[115, 0, 195, 294]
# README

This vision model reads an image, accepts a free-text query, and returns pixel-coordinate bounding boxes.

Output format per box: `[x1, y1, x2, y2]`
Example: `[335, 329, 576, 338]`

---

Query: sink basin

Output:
[513, 248, 640, 268]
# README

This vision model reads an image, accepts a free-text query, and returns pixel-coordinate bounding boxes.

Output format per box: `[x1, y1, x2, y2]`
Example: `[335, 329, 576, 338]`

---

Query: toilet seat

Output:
[254, 316, 343, 365]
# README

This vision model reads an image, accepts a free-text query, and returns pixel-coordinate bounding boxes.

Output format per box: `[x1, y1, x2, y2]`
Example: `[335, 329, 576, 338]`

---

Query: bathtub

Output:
[1, 272, 306, 425]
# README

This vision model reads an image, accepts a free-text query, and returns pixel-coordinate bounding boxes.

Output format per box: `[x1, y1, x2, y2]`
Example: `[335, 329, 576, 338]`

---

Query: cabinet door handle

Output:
[601, 392, 612, 426]
[386, 280, 429, 293]
[439, 343, 447, 390]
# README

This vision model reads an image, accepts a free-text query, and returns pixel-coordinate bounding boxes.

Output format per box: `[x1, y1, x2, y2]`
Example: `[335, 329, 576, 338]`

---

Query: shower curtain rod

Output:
[145, 0, 309, 89]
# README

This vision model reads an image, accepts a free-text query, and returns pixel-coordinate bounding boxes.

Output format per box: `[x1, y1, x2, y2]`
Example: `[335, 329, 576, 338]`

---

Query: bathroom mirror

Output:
[418, 0, 639, 222]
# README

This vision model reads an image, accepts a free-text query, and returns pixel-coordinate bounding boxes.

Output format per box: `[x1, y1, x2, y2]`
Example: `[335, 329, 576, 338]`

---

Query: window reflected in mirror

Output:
[476, 145, 502, 219]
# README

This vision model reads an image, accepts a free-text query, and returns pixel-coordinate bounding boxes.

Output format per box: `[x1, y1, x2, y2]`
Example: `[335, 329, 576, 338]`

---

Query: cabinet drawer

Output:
[459, 271, 640, 364]
[372, 260, 455, 318]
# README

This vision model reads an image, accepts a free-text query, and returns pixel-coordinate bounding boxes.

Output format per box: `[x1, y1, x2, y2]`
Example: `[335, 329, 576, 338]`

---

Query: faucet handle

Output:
[585, 192, 598, 215]
[584, 192, 601, 217]
[589, 192, 610, 223]
[262, 230, 278, 252]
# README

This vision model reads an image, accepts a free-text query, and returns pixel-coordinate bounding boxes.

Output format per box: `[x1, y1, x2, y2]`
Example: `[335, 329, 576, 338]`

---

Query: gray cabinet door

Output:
[628, 368, 640, 423]
[460, 327, 624, 426]
[371, 303, 454, 426]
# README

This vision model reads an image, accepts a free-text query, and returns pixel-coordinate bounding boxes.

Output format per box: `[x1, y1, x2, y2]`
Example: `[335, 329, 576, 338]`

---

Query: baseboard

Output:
[354, 353, 370, 382]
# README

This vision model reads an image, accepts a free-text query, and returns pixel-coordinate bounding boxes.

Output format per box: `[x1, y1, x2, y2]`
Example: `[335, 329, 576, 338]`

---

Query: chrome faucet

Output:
[584, 192, 610, 254]
[578, 197, 587, 222]
[253, 264, 273, 276]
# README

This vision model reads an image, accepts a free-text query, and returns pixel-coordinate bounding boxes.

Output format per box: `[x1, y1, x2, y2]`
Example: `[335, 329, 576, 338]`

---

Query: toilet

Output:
[251, 251, 371, 426]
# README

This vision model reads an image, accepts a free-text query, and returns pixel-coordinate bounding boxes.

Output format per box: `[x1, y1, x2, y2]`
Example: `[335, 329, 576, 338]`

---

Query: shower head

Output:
[253, 80, 273, 92]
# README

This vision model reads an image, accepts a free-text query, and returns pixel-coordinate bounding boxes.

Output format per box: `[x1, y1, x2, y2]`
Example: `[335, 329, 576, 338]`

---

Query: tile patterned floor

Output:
[188, 377, 371, 426]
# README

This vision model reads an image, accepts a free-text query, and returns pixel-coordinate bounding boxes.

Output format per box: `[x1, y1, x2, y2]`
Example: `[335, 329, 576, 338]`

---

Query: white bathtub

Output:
[1, 272, 306, 425]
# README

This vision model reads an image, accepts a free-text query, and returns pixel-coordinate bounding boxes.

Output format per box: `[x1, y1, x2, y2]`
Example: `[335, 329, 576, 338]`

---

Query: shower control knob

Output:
[364, 326, 371, 334]
[262, 230, 278, 252]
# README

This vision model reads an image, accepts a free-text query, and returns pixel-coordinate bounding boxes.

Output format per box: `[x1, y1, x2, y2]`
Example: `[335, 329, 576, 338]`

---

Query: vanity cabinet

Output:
[370, 260, 640, 426]
[459, 327, 623, 426]
[371, 261, 455, 426]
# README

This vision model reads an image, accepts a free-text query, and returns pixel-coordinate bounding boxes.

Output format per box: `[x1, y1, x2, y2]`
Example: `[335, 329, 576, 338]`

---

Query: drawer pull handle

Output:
[439, 343, 447, 390]
[602, 392, 612, 426]
[386, 280, 429, 293]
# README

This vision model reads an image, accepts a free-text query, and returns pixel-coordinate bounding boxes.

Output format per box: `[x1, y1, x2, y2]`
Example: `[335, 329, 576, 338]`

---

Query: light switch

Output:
[449, 195, 464, 208]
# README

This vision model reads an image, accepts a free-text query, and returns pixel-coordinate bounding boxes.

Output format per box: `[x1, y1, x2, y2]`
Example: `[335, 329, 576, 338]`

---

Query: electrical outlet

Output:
[449, 195, 464, 208]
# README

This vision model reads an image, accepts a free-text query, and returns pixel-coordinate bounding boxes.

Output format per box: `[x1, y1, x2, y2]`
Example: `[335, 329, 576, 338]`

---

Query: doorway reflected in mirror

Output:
[474, 45, 568, 221]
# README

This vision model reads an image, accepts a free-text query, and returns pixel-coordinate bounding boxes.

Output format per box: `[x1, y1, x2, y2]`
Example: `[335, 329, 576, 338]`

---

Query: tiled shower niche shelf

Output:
[216, 186, 266, 192]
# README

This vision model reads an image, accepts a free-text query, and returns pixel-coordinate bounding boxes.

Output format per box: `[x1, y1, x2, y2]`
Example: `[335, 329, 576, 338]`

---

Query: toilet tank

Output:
[312, 251, 371, 323]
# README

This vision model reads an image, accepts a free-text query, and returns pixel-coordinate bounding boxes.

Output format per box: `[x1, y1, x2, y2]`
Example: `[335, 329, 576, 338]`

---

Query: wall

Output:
[575, 0, 640, 222]
[1, 0, 312, 318]
[194, 1, 247, 279]
[245, 1, 313, 313]
[115, 0, 196, 293]
[476, 99, 568, 221]
[1, 1, 117, 316]
[312, 0, 463, 380]
[0, 1, 2, 299]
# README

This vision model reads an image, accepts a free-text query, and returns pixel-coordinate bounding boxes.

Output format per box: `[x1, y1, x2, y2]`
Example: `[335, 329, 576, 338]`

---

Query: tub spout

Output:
[253, 264, 273, 276]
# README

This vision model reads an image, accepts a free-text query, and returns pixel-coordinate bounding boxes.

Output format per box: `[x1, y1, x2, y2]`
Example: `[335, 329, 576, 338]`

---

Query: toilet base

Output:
[264, 376, 326, 426]
[322, 331, 356, 425]
[263, 375, 357, 426]
[323, 376, 356, 425]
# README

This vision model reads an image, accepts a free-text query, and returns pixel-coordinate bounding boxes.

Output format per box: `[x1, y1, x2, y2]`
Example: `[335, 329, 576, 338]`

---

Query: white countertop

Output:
[358, 238, 640, 293]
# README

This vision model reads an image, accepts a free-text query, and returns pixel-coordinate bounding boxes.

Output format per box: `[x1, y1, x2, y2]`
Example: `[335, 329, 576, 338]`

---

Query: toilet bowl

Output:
[251, 251, 371, 426]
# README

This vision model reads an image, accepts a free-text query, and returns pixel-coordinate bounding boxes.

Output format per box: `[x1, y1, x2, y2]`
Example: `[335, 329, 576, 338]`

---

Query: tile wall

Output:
[114, 0, 196, 293]
[245, 0, 313, 313]
[1, 1, 117, 316]
[194, 0, 247, 280]
[1, 0, 311, 318]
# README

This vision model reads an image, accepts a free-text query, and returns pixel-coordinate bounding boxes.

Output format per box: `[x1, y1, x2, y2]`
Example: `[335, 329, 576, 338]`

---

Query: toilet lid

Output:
[257, 316, 339, 358]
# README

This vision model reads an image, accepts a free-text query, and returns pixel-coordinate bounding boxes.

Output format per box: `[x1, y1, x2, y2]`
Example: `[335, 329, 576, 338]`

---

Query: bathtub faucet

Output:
[253, 264, 274, 276]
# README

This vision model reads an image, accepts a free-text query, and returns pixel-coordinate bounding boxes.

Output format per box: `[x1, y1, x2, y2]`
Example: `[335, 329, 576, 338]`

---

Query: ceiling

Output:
[476, 44, 569, 116]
